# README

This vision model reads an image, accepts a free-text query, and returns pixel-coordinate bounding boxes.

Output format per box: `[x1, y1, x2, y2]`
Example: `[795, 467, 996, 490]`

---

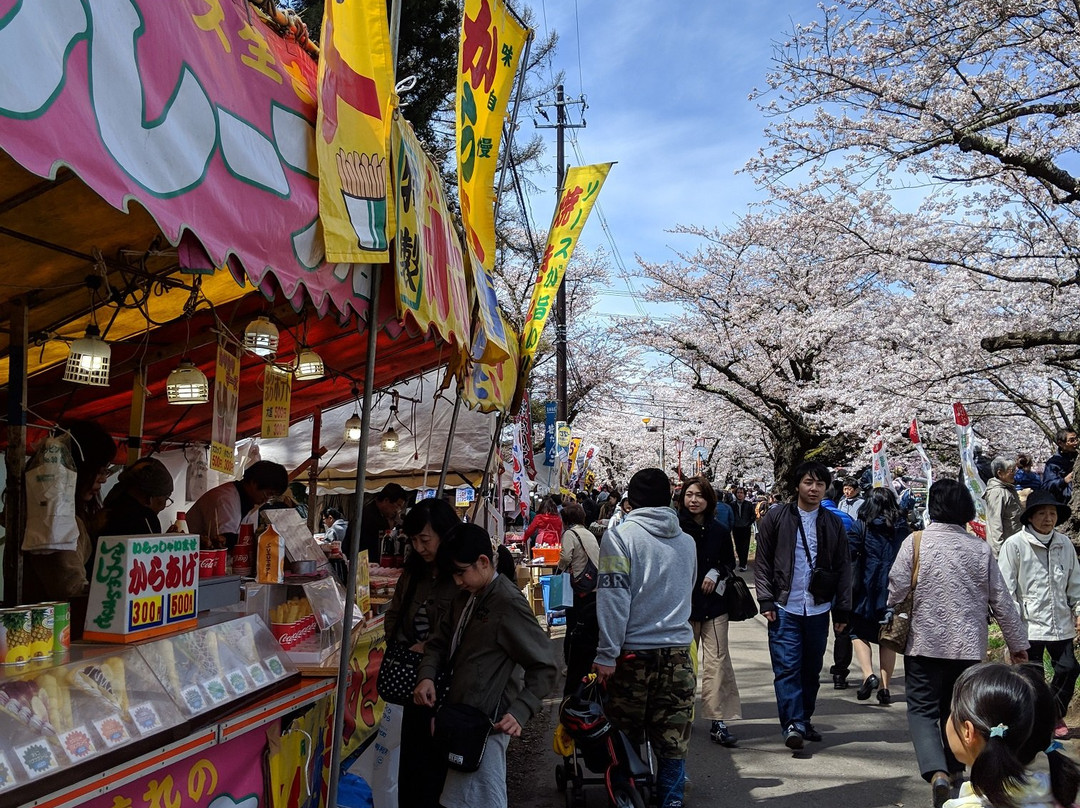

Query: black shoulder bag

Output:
[798, 516, 840, 605]
[376, 574, 451, 706]
[570, 527, 599, 596]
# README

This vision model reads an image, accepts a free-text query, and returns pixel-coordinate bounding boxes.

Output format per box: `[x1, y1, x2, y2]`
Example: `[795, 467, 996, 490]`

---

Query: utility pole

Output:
[536, 84, 586, 421]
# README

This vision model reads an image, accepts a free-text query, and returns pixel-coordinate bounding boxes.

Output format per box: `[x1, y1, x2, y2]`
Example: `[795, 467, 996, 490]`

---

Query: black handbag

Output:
[569, 527, 599, 596]
[376, 643, 451, 706]
[724, 574, 758, 622]
[433, 702, 496, 772]
[798, 518, 841, 605]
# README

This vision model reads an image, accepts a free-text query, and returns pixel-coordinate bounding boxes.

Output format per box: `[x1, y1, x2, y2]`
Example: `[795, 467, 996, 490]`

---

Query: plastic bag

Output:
[21, 436, 79, 553]
[349, 701, 402, 808]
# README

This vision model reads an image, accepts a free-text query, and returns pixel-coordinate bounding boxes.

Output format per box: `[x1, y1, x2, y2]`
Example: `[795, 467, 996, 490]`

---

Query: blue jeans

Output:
[767, 609, 831, 731]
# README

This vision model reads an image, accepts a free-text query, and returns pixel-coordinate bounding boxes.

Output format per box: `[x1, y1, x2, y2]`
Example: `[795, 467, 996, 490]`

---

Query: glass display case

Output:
[0, 614, 297, 806]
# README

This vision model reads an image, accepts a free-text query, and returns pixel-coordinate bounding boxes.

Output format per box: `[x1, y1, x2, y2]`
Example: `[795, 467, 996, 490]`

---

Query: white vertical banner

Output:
[953, 403, 988, 538]
[908, 418, 933, 527]
[870, 431, 893, 490]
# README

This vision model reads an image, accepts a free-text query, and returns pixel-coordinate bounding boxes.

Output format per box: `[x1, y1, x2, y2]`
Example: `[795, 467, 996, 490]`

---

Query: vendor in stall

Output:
[98, 457, 175, 536]
[185, 460, 288, 549]
[345, 482, 408, 562]
[23, 420, 117, 632]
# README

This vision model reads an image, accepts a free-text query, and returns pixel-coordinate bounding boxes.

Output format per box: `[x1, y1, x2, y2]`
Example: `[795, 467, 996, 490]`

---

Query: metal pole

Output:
[326, 267, 382, 808]
[555, 84, 567, 422]
[307, 409, 321, 534]
[661, 406, 666, 474]
[3, 298, 27, 606]
[478, 412, 506, 504]
[436, 391, 464, 498]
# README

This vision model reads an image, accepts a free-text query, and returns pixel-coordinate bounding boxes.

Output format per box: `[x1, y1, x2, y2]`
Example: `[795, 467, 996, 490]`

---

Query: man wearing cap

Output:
[593, 468, 696, 808]
[997, 490, 1080, 738]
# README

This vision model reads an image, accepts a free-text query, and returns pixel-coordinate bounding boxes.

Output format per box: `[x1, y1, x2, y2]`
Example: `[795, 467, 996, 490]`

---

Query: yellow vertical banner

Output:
[456, 0, 528, 364]
[316, 0, 397, 262]
[210, 344, 240, 473]
[519, 163, 613, 382]
[393, 117, 472, 347]
[261, 365, 292, 439]
[567, 436, 582, 479]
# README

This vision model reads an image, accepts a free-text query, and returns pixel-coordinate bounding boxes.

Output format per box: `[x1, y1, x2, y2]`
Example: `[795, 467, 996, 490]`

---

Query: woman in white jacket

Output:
[997, 490, 1080, 739]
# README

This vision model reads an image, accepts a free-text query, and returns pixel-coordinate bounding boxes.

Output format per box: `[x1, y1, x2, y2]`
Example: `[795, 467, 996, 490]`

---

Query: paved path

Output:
[507, 570, 1070, 808]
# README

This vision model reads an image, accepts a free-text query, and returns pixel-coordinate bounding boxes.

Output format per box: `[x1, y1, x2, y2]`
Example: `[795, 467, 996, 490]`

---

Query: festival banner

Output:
[261, 364, 293, 438]
[518, 163, 614, 391]
[870, 431, 894, 490]
[456, 0, 528, 364]
[84, 727, 264, 808]
[567, 437, 583, 488]
[210, 344, 240, 473]
[515, 392, 538, 480]
[556, 421, 572, 492]
[341, 623, 387, 760]
[392, 117, 472, 347]
[571, 445, 595, 491]
[953, 402, 988, 538]
[449, 320, 519, 412]
[316, 0, 397, 262]
[456, 0, 527, 271]
[511, 421, 530, 518]
[544, 401, 557, 466]
[909, 417, 934, 526]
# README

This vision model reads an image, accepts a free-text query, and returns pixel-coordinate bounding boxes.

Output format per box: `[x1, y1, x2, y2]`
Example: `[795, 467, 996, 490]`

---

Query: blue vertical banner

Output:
[544, 401, 557, 466]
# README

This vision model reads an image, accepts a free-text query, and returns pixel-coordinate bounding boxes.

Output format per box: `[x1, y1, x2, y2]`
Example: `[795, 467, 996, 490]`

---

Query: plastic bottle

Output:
[173, 511, 189, 533]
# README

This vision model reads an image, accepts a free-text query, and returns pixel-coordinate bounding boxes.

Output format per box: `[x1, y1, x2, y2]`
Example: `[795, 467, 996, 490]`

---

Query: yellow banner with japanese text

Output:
[456, 0, 528, 271]
[519, 163, 613, 380]
[210, 344, 240, 473]
[393, 117, 472, 349]
[316, 0, 397, 263]
[261, 365, 292, 438]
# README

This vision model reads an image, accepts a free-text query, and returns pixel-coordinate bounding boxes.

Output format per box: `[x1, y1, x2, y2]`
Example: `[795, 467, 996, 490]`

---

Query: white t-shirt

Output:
[186, 482, 258, 538]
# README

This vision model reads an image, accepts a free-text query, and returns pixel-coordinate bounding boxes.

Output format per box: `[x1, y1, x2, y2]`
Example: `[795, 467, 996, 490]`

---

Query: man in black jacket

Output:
[754, 461, 852, 751]
[730, 487, 756, 571]
[1043, 427, 1078, 503]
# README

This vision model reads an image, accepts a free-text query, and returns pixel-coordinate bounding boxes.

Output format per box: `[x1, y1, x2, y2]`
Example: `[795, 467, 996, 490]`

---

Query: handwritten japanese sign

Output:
[85, 535, 200, 641]
[261, 364, 292, 439]
[210, 344, 240, 473]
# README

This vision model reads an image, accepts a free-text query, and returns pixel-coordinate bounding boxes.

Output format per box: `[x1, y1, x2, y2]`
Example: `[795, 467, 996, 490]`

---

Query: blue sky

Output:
[524, 0, 819, 316]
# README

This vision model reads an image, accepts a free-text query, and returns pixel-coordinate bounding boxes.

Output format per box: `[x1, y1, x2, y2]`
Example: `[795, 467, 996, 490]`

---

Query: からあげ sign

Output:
[85, 535, 200, 642]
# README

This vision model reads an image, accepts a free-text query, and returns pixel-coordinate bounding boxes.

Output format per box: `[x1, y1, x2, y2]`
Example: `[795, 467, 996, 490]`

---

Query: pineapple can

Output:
[28, 604, 54, 659]
[47, 602, 70, 655]
[0, 609, 31, 665]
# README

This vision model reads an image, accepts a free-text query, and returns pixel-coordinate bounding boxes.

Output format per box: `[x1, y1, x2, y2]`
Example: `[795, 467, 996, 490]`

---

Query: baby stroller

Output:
[555, 674, 654, 808]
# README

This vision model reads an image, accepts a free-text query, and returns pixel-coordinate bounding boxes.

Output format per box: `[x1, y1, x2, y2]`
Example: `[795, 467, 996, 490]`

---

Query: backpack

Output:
[569, 527, 599, 596]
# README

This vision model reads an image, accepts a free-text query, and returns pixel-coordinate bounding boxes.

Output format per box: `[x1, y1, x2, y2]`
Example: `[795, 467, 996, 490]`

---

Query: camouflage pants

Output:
[605, 647, 695, 759]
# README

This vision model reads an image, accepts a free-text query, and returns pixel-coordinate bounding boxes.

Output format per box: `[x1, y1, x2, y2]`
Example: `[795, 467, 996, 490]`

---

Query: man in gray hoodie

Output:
[594, 468, 697, 808]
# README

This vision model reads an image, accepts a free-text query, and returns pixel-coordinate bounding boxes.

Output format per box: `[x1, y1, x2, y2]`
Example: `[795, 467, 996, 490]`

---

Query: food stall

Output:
[0, 0, 524, 805]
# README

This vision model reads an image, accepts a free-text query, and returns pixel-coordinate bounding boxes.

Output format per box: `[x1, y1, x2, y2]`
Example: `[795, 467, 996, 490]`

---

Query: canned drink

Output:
[28, 604, 53, 659]
[0, 608, 31, 665]
[46, 601, 70, 655]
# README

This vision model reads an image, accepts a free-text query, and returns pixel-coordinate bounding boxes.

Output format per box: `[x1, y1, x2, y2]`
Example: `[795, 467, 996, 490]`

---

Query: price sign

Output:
[85, 534, 199, 642]
[128, 596, 163, 630]
[455, 487, 475, 507]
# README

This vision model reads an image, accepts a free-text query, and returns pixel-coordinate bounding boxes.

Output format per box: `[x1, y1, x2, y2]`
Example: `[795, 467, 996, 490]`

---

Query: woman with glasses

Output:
[381, 498, 462, 808]
[99, 457, 176, 537]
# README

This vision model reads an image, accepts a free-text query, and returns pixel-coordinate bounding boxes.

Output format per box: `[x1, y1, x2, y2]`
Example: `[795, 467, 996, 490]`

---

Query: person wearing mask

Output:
[382, 499, 462, 808]
[887, 479, 1029, 808]
[186, 460, 289, 549]
[754, 462, 852, 749]
[99, 457, 175, 536]
[414, 524, 556, 808]
[997, 491, 1080, 740]
[679, 476, 741, 748]
[1043, 428, 1078, 503]
[983, 456, 1022, 558]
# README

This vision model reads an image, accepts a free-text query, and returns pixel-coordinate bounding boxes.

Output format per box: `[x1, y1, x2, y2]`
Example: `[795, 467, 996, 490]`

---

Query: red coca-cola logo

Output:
[271, 615, 316, 649]
[198, 555, 216, 571]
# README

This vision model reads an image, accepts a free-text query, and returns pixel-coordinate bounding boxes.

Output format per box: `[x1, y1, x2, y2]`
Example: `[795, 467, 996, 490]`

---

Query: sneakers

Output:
[803, 723, 822, 742]
[833, 674, 849, 690]
[1055, 721, 1070, 739]
[710, 720, 738, 747]
[783, 724, 804, 750]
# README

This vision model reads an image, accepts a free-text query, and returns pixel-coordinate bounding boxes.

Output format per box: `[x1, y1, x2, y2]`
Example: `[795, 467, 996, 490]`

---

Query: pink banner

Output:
[0, 0, 372, 319]
[83, 728, 264, 808]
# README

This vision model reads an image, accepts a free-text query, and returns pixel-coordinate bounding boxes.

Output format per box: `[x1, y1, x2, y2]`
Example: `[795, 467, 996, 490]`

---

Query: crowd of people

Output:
[365, 429, 1080, 808]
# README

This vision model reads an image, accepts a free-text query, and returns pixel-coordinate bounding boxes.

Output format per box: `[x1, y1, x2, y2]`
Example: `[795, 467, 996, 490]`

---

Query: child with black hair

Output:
[945, 662, 1080, 808]
[414, 523, 556, 808]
